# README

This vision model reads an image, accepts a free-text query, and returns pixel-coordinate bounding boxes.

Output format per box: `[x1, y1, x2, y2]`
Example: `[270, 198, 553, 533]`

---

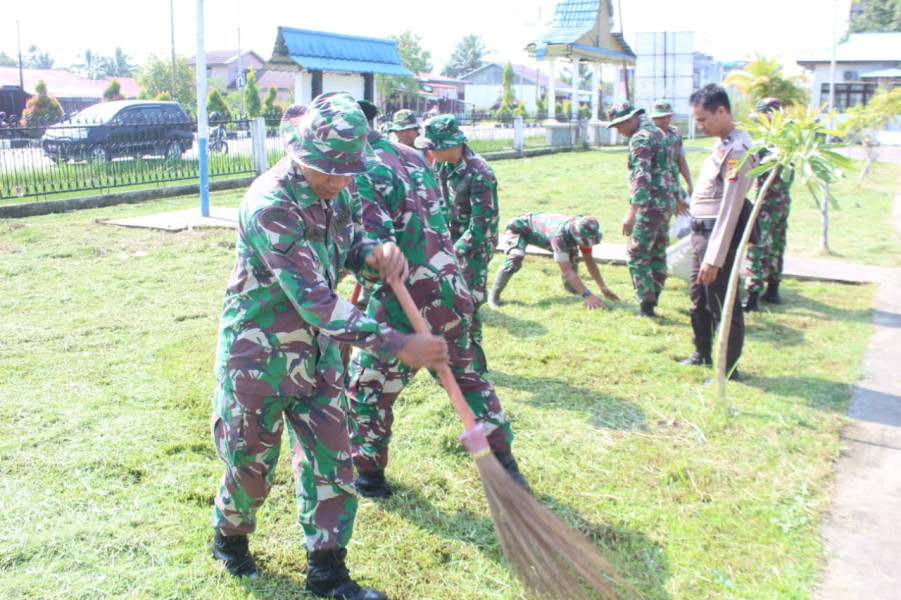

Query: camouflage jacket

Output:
[628, 122, 674, 212]
[355, 132, 474, 330]
[506, 212, 594, 262]
[663, 124, 687, 201]
[437, 145, 500, 256]
[215, 156, 406, 397]
[757, 148, 794, 205]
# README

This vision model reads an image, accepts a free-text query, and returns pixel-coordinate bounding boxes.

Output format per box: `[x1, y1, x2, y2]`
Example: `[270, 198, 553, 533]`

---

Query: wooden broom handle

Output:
[391, 280, 478, 432]
[349, 281, 363, 305]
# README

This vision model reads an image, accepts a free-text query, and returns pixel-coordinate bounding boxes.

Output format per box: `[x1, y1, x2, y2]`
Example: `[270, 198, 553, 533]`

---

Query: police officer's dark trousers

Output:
[689, 222, 744, 372]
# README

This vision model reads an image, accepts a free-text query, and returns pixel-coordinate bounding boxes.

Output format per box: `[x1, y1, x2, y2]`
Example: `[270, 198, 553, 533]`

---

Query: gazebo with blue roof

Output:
[525, 0, 635, 137]
[265, 26, 412, 106]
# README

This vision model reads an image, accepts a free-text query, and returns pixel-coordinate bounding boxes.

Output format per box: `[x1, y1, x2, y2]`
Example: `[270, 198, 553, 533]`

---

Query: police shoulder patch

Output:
[726, 157, 741, 181]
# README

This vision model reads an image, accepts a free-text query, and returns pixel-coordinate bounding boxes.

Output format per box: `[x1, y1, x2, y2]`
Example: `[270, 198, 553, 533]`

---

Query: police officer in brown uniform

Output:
[680, 84, 757, 381]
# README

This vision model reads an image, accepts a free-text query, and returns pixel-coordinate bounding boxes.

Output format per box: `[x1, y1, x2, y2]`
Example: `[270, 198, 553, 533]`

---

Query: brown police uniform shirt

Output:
[690, 128, 757, 268]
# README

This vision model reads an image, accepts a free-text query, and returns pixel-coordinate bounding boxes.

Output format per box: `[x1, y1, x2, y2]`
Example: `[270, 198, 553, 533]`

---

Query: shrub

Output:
[23, 80, 63, 124]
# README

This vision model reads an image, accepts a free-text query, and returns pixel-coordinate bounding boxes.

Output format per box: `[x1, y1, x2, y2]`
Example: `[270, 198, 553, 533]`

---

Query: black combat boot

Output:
[488, 270, 512, 308]
[354, 471, 391, 499]
[639, 301, 656, 318]
[742, 290, 760, 312]
[211, 530, 259, 579]
[493, 451, 530, 492]
[679, 351, 712, 367]
[760, 282, 782, 304]
[305, 548, 387, 600]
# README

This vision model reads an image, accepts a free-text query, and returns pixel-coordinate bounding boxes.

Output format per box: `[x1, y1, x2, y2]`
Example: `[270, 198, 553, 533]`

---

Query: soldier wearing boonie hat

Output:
[209, 90, 448, 600]
[387, 109, 420, 148]
[742, 96, 793, 312]
[415, 114, 498, 353]
[607, 101, 676, 318]
[488, 212, 621, 309]
[649, 98, 693, 216]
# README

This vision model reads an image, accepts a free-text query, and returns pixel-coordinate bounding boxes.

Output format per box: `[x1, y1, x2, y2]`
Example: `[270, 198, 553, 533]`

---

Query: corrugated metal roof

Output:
[272, 27, 412, 76]
[533, 0, 601, 45]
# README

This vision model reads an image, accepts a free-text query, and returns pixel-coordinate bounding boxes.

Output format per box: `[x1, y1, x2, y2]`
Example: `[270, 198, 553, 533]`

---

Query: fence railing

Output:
[2, 111, 598, 204]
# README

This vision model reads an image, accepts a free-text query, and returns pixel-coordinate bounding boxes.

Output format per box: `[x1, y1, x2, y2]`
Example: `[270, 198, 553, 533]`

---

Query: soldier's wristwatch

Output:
[582, 289, 591, 297]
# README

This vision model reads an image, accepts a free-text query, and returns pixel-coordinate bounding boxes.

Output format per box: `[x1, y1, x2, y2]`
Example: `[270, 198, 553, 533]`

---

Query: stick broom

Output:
[340, 282, 364, 368]
[391, 280, 630, 600]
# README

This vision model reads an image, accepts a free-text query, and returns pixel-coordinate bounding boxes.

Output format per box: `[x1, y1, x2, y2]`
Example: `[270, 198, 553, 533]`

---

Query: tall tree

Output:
[135, 54, 195, 108]
[76, 49, 106, 80]
[849, 0, 901, 32]
[723, 53, 808, 107]
[0, 51, 17, 67]
[442, 34, 487, 78]
[105, 47, 135, 77]
[25, 45, 54, 69]
[376, 31, 432, 108]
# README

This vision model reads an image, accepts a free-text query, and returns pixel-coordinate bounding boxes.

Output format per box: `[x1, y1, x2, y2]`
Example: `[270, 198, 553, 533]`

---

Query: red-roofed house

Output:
[0, 66, 140, 117]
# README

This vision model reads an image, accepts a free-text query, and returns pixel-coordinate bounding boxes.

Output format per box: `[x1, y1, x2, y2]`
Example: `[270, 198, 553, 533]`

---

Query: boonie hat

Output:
[572, 216, 602, 246]
[755, 97, 782, 114]
[605, 102, 644, 128]
[414, 114, 467, 150]
[388, 109, 419, 132]
[648, 99, 674, 118]
[281, 91, 377, 176]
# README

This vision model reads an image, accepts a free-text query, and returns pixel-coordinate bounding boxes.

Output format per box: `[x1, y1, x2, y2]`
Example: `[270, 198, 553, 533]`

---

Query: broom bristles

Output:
[473, 453, 634, 600]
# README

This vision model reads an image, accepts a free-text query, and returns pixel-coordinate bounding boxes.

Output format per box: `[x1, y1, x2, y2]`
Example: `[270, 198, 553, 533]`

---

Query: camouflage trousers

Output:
[627, 208, 670, 303]
[211, 377, 357, 550]
[500, 227, 581, 291]
[745, 196, 790, 292]
[346, 297, 512, 475]
[455, 242, 495, 346]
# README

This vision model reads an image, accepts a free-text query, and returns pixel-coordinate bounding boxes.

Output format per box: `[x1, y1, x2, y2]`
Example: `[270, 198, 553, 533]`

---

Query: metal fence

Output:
[2, 110, 595, 205]
[1, 112, 257, 203]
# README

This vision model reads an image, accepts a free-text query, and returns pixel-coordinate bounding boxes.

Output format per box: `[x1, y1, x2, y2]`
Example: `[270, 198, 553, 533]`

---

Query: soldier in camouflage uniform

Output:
[607, 102, 675, 318]
[345, 102, 527, 498]
[415, 114, 499, 347]
[743, 97, 793, 311]
[209, 91, 448, 600]
[649, 99, 692, 215]
[488, 212, 621, 309]
[387, 109, 420, 148]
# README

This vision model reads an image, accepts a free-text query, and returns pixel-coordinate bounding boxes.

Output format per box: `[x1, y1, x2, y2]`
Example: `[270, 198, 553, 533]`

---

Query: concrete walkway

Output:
[814, 152, 901, 600]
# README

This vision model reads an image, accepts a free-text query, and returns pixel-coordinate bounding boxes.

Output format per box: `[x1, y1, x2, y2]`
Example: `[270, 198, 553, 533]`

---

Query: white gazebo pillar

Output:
[546, 58, 556, 120]
[570, 57, 580, 122]
[588, 61, 609, 145]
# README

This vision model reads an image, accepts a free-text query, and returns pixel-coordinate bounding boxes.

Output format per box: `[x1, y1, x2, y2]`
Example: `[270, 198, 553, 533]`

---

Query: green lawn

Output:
[0, 147, 893, 599]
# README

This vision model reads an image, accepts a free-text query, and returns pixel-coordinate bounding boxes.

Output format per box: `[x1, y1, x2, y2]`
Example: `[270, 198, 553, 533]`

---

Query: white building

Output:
[458, 62, 585, 115]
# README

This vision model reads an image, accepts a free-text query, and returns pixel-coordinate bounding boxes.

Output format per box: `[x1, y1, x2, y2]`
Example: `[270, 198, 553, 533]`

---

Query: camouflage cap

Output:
[414, 114, 467, 150]
[755, 97, 782, 114]
[281, 91, 377, 176]
[648, 99, 674, 118]
[388, 109, 419, 132]
[572, 216, 602, 246]
[605, 102, 644, 128]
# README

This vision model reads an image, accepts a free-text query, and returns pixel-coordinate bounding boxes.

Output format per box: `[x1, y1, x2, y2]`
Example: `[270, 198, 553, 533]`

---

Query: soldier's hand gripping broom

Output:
[340, 282, 364, 368]
[389, 278, 634, 600]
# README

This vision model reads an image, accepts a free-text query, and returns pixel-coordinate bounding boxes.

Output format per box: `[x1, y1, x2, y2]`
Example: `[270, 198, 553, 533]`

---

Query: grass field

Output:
[0, 147, 896, 599]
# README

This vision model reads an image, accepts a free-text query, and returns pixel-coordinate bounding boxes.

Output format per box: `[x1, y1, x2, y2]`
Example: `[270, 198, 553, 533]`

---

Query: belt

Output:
[690, 218, 716, 232]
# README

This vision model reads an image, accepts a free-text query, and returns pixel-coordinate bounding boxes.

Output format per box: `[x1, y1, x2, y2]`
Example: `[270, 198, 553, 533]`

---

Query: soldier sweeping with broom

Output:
[346, 100, 528, 498]
[208, 92, 448, 600]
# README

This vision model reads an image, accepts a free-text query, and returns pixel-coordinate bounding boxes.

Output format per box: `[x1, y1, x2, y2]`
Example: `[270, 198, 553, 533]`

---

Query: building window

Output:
[821, 82, 877, 112]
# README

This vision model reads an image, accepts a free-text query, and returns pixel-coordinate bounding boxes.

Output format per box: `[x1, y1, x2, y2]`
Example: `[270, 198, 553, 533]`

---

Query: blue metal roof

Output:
[277, 27, 412, 76]
[533, 0, 601, 45]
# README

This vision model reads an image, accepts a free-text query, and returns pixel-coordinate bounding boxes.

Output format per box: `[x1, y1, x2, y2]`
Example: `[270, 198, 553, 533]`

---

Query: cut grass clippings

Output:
[0, 148, 890, 599]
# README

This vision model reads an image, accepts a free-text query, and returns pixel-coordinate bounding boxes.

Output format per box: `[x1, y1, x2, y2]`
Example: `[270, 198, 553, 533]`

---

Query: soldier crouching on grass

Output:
[488, 212, 621, 310]
[345, 100, 528, 499]
[209, 91, 448, 600]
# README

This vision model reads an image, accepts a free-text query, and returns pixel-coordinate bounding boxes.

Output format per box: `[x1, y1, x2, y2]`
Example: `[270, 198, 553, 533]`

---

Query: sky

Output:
[4, 0, 853, 75]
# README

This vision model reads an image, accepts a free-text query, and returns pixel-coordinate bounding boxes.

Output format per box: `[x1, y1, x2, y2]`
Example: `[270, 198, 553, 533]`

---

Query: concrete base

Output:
[101, 206, 238, 232]
[543, 121, 573, 147]
[588, 121, 612, 146]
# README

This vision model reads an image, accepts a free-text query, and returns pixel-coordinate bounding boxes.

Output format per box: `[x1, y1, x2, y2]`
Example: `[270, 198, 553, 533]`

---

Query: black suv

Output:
[41, 100, 194, 163]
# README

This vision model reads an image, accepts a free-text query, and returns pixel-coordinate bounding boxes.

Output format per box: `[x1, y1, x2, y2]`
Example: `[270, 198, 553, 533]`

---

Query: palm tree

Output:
[106, 48, 135, 77]
[723, 53, 808, 106]
[77, 49, 106, 80]
[713, 106, 851, 397]
[442, 35, 488, 78]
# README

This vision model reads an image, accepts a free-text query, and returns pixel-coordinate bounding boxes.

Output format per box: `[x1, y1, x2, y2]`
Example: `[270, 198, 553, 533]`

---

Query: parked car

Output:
[41, 100, 194, 163]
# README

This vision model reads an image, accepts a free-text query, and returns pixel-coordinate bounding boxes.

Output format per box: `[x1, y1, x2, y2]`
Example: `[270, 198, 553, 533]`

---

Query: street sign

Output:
[236, 74, 246, 89]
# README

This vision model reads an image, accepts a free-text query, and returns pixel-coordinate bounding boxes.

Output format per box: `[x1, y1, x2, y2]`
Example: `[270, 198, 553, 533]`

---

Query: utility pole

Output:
[17, 21, 25, 118]
[170, 0, 179, 101]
